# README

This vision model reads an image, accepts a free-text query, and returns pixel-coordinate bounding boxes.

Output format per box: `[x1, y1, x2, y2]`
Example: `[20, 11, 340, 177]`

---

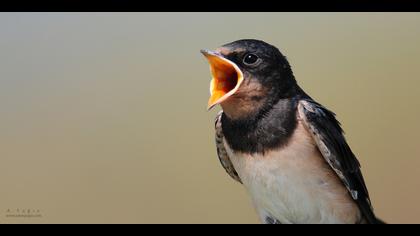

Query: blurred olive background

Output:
[0, 13, 419, 224]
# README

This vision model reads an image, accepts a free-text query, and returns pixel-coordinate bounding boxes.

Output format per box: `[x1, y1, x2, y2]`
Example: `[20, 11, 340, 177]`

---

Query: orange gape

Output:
[202, 51, 244, 110]
[208, 63, 237, 106]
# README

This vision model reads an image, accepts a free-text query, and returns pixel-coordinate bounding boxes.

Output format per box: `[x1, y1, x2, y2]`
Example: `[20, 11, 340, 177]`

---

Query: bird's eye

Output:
[243, 53, 259, 65]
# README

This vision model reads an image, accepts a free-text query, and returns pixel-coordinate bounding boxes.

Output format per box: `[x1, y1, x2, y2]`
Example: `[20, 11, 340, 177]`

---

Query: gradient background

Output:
[0, 13, 419, 224]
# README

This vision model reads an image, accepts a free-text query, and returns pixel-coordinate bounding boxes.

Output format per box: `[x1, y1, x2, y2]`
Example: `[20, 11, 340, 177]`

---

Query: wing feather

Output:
[298, 99, 381, 224]
[214, 111, 242, 183]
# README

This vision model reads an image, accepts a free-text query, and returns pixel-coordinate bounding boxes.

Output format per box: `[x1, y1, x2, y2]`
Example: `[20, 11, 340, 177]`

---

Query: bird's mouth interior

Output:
[201, 50, 244, 110]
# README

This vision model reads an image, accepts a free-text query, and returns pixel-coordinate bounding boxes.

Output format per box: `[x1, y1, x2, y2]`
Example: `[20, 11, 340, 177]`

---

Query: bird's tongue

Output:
[201, 51, 244, 110]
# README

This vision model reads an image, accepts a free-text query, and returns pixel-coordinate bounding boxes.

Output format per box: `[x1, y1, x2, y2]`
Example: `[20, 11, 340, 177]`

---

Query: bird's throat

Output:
[221, 97, 299, 154]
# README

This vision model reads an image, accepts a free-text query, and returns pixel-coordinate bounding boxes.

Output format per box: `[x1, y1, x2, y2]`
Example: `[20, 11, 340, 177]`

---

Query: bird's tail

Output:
[374, 218, 386, 224]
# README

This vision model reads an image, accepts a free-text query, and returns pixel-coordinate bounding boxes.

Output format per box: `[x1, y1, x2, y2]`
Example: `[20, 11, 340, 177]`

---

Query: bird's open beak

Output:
[201, 49, 244, 110]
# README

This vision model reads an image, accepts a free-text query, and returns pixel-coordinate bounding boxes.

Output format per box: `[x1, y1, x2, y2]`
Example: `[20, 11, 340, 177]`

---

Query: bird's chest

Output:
[224, 123, 359, 224]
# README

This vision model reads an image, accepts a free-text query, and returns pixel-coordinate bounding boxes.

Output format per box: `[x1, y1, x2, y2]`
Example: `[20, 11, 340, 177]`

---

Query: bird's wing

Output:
[214, 111, 242, 183]
[297, 99, 379, 224]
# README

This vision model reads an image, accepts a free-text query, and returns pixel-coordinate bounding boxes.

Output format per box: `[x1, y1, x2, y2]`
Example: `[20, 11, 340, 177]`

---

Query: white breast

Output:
[224, 121, 361, 224]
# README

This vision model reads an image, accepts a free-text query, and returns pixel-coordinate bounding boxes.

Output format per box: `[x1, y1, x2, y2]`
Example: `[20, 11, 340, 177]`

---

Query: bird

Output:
[200, 39, 384, 224]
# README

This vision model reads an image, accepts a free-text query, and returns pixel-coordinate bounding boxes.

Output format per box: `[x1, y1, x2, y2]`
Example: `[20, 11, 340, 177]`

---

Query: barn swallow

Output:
[201, 39, 384, 224]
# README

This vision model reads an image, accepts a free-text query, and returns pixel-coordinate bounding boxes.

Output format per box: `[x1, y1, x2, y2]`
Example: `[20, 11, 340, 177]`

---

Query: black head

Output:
[221, 39, 294, 84]
[201, 39, 298, 120]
